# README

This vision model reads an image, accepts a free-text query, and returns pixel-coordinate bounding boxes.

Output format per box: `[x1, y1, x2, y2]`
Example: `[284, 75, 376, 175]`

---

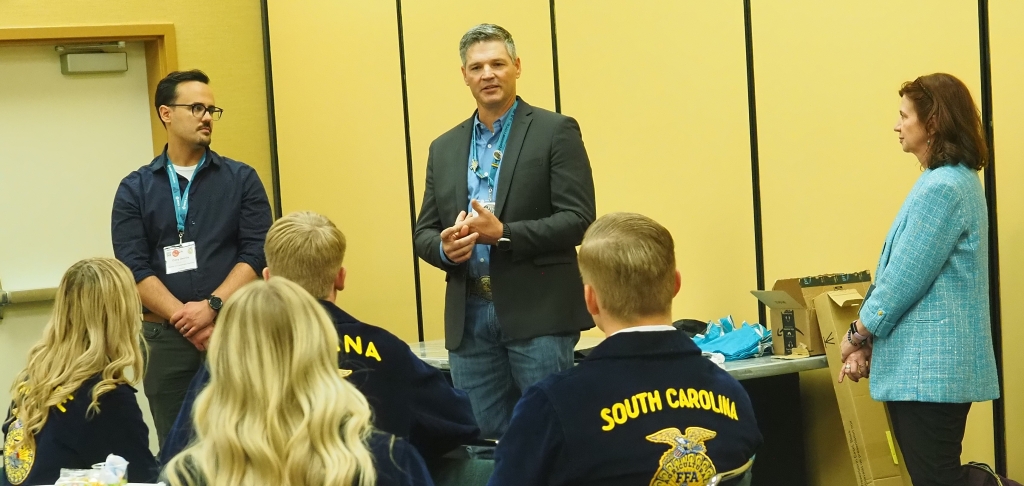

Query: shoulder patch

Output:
[646, 426, 718, 486]
[4, 418, 35, 485]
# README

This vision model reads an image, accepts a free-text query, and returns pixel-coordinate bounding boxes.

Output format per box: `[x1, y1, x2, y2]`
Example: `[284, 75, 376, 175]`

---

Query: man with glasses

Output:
[111, 69, 272, 448]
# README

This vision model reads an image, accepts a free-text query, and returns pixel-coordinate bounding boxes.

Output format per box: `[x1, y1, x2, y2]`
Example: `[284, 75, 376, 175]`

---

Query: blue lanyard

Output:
[165, 153, 206, 243]
[471, 100, 518, 196]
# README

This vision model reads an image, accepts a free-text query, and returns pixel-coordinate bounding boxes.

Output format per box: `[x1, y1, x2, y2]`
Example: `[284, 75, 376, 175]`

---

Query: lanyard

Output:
[165, 153, 206, 244]
[470, 100, 518, 200]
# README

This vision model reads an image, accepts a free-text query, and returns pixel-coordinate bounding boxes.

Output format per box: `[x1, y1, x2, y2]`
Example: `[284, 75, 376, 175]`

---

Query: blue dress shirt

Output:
[439, 106, 515, 278]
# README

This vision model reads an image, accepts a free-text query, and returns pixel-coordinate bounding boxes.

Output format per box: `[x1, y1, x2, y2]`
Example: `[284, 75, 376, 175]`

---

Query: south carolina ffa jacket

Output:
[3, 375, 159, 486]
[489, 330, 763, 486]
[160, 300, 479, 463]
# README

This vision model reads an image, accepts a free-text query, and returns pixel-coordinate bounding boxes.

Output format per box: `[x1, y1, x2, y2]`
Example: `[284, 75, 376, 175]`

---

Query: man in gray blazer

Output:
[414, 23, 596, 439]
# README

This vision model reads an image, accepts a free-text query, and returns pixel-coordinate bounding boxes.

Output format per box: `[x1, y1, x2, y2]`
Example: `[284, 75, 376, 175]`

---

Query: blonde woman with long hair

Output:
[162, 277, 434, 486]
[3, 258, 158, 486]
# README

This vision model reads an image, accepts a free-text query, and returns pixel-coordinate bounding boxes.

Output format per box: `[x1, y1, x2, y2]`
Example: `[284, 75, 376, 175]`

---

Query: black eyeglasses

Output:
[166, 103, 224, 121]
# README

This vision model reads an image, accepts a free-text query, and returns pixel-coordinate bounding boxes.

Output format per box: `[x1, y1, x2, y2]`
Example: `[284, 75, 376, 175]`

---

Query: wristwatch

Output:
[496, 224, 512, 251]
[208, 295, 223, 313]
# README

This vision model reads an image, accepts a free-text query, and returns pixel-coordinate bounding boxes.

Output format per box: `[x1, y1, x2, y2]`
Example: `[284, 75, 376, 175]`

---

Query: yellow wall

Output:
[556, 0, 758, 324]
[750, 1, 994, 484]
[991, 0, 1024, 477]
[0, 0, 272, 195]
[402, 0, 557, 340]
[264, 0, 420, 342]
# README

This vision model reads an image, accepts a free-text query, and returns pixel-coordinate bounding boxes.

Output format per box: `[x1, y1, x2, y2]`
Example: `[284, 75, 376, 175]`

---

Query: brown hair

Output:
[578, 212, 676, 323]
[264, 211, 346, 300]
[898, 73, 988, 171]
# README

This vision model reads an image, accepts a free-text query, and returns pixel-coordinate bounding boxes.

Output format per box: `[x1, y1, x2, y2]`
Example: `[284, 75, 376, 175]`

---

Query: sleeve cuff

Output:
[131, 268, 157, 284]
[439, 242, 455, 266]
[238, 257, 264, 278]
[859, 306, 895, 338]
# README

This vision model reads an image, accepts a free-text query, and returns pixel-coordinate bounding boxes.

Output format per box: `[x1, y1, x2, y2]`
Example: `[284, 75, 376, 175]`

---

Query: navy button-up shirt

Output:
[111, 147, 272, 306]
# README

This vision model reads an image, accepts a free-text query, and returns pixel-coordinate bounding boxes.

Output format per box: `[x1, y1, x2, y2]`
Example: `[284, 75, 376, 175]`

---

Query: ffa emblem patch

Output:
[3, 418, 34, 485]
[646, 426, 718, 486]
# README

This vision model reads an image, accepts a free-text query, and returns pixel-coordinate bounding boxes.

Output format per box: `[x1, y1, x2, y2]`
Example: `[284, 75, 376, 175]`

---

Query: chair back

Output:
[706, 458, 754, 486]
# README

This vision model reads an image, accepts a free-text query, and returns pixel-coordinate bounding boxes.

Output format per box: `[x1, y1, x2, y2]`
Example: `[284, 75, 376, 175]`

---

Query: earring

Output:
[927, 139, 931, 146]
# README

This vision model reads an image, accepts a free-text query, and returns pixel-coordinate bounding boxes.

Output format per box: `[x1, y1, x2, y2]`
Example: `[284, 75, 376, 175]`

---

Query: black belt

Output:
[142, 312, 171, 326]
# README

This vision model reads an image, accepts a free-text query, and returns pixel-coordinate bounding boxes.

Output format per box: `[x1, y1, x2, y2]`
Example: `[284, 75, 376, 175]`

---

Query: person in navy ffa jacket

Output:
[161, 277, 433, 486]
[3, 258, 158, 486]
[160, 211, 478, 463]
[489, 213, 763, 486]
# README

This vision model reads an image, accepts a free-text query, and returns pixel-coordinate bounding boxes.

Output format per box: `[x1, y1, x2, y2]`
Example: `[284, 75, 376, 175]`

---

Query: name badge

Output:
[480, 201, 496, 213]
[164, 241, 198, 274]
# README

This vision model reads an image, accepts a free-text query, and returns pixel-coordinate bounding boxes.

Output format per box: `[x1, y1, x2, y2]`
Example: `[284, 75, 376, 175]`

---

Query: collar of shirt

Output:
[610, 325, 677, 337]
[147, 144, 220, 172]
[473, 102, 515, 135]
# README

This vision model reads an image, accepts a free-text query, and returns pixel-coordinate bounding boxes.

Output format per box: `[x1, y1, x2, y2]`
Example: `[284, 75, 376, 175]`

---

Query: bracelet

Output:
[846, 329, 864, 347]
[849, 321, 870, 346]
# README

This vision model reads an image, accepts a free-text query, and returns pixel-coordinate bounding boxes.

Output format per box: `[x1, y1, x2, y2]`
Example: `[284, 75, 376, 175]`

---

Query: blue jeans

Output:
[449, 295, 578, 439]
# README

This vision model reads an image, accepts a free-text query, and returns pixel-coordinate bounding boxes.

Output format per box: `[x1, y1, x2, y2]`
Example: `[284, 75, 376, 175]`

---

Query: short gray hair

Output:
[459, 24, 517, 66]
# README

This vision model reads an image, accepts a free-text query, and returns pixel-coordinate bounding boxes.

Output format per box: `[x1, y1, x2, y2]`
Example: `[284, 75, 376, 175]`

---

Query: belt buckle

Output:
[470, 276, 493, 300]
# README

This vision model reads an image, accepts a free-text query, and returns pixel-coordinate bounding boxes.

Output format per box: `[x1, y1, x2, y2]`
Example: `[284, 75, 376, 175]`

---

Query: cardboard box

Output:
[751, 271, 872, 356]
[814, 288, 907, 486]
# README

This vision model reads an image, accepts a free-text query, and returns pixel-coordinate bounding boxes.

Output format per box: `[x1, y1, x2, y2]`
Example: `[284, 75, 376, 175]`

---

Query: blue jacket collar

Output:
[584, 330, 702, 362]
[318, 299, 359, 325]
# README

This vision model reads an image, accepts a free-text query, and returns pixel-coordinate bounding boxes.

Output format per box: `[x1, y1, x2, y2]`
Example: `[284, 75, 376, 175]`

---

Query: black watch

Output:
[496, 225, 512, 251]
[207, 295, 223, 313]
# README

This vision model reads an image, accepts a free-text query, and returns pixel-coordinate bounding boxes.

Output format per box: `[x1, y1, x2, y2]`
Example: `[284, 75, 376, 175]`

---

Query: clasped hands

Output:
[441, 199, 504, 264]
[170, 301, 216, 351]
[838, 322, 872, 383]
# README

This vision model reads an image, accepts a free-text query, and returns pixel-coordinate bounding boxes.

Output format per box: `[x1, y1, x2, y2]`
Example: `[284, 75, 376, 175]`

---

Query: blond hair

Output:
[7, 257, 145, 450]
[578, 212, 676, 322]
[264, 211, 346, 299]
[165, 277, 376, 486]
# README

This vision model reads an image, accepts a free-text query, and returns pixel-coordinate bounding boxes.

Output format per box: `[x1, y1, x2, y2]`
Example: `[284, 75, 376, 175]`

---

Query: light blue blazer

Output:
[860, 163, 999, 403]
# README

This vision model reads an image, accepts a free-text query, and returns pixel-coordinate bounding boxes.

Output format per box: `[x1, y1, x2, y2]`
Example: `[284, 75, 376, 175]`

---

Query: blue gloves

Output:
[692, 315, 772, 361]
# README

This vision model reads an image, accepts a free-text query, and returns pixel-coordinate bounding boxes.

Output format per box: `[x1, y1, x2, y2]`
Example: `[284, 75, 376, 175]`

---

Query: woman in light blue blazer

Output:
[839, 73, 999, 486]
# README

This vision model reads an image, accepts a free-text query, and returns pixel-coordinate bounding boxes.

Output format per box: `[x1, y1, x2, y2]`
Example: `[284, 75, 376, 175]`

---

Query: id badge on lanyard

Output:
[471, 101, 517, 216]
[164, 241, 198, 274]
[164, 154, 205, 275]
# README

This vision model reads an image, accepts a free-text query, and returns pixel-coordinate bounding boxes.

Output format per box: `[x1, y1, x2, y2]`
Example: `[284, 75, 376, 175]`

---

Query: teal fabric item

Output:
[859, 163, 999, 403]
[692, 317, 771, 361]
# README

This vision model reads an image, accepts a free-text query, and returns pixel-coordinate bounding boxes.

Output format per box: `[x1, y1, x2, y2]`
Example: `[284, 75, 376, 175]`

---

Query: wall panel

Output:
[403, 0, 556, 340]
[267, 1, 420, 341]
[557, 0, 759, 325]
[990, 0, 1024, 477]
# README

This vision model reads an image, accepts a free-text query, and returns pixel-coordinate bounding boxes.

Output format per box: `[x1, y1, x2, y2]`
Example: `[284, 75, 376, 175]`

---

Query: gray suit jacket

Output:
[414, 98, 596, 350]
